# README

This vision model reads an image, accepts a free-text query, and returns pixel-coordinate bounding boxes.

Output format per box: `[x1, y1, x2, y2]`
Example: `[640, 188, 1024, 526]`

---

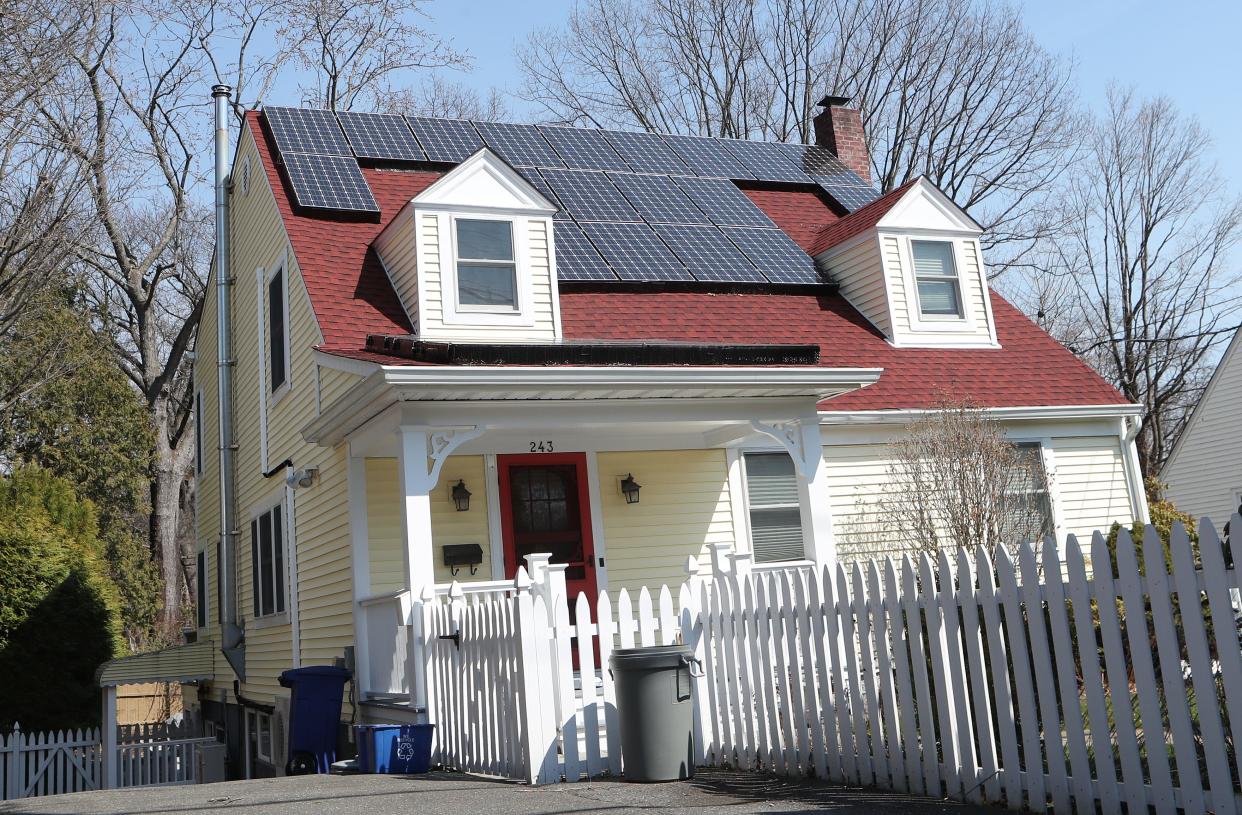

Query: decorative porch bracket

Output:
[749, 418, 820, 479]
[402, 425, 485, 493]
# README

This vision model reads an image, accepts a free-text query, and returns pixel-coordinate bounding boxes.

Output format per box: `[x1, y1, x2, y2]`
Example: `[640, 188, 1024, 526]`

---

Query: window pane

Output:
[259, 512, 274, 617]
[458, 264, 517, 307]
[268, 272, 286, 390]
[272, 509, 285, 614]
[750, 507, 805, 562]
[258, 714, 272, 759]
[744, 453, 799, 506]
[250, 520, 260, 618]
[456, 219, 513, 260]
[911, 240, 956, 278]
[917, 279, 961, 316]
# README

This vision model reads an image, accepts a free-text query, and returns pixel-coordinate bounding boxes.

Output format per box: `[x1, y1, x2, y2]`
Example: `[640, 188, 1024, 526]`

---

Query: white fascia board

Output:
[818, 402, 1144, 426]
[313, 349, 382, 377]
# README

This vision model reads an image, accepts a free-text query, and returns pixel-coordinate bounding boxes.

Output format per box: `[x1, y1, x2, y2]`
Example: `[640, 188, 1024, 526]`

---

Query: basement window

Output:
[454, 218, 518, 311]
[250, 502, 286, 619]
[743, 452, 806, 563]
[911, 240, 963, 318]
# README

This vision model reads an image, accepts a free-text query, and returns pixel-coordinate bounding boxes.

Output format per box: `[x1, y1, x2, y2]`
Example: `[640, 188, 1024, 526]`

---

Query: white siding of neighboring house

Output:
[1163, 330, 1242, 522]
[818, 235, 892, 336]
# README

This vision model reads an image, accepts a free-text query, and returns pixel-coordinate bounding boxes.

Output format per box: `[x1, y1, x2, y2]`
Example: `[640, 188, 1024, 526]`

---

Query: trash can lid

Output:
[608, 644, 694, 670]
[278, 665, 351, 687]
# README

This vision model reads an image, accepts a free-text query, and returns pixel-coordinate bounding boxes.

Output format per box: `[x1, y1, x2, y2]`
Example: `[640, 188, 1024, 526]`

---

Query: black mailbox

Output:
[442, 543, 484, 576]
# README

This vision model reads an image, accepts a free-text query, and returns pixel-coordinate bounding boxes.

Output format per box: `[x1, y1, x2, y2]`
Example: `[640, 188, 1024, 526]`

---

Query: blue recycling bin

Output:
[278, 665, 351, 775]
[354, 724, 435, 774]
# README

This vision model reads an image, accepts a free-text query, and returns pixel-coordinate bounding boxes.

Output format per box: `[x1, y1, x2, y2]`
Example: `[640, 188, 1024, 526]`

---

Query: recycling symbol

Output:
[396, 740, 414, 760]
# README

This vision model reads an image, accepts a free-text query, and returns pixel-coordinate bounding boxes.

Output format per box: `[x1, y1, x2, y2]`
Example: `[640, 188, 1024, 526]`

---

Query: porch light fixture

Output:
[620, 473, 641, 505]
[451, 480, 472, 512]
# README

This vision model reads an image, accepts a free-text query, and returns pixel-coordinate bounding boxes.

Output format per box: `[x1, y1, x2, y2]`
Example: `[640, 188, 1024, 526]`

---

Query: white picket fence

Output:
[0, 718, 216, 800]
[417, 516, 1242, 814]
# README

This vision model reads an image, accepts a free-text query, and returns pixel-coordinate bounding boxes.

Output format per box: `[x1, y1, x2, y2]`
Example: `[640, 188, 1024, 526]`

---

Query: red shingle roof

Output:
[249, 111, 1127, 412]
[806, 178, 916, 256]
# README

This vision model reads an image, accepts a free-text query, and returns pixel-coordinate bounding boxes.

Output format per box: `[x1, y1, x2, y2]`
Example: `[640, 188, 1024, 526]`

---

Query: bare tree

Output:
[854, 402, 1052, 559]
[1033, 88, 1242, 476]
[382, 74, 508, 120]
[518, 0, 1077, 273]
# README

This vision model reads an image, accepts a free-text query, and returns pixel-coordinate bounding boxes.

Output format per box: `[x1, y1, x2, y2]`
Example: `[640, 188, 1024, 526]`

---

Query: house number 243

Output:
[529, 441, 554, 453]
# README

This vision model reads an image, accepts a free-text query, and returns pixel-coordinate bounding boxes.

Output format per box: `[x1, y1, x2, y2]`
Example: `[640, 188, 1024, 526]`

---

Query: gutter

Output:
[818, 403, 1144, 426]
[213, 85, 245, 680]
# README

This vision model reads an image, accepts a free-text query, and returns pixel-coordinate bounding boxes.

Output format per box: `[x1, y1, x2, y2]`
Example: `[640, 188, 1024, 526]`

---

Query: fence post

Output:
[5, 723, 19, 800]
[512, 568, 556, 785]
[101, 689, 118, 790]
[412, 585, 436, 725]
[681, 559, 709, 766]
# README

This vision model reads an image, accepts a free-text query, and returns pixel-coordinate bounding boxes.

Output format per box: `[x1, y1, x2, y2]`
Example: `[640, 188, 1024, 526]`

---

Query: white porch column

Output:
[396, 428, 436, 599]
[347, 451, 372, 697]
[101, 685, 118, 789]
[797, 419, 837, 571]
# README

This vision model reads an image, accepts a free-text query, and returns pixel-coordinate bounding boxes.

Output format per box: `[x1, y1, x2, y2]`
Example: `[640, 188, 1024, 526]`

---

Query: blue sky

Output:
[411, 0, 1242, 195]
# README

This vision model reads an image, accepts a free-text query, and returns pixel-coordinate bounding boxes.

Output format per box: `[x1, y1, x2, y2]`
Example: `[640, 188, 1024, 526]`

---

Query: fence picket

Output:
[954, 548, 997, 803]
[793, 573, 828, 782]
[1017, 542, 1069, 813]
[995, 546, 1044, 811]
[596, 590, 622, 777]
[575, 593, 604, 779]
[867, 564, 903, 792]
[1039, 538, 1093, 814]
[837, 563, 870, 786]
[935, 550, 976, 800]
[1199, 517, 1242, 798]
[807, 567, 843, 783]
[755, 576, 787, 775]
[851, 564, 885, 788]
[919, 552, 960, 799]
[882, 560, 920, 795]
[729, 573, 759, 771]
[900, 556, 938, 796]
[777, 572, 810, 776]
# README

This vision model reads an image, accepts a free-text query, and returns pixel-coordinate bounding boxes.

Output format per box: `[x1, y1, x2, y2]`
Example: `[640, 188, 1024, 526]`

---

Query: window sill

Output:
[268, 381, 291, 410]
[247, 613, 289, 631]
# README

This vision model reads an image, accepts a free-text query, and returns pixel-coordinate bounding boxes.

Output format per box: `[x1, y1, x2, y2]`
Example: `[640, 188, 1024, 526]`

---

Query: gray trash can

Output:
[609, 644, 700, 782]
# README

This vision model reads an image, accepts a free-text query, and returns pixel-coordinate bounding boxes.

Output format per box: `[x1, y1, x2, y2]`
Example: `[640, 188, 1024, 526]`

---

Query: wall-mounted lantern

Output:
[451, 479, 472, 512]
[620, 473, 641, 505]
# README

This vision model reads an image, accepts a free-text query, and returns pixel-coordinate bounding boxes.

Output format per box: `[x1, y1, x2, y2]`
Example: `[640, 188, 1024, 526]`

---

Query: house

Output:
[1161, 327, 1242, 521]
[95, 87, 1147, 780]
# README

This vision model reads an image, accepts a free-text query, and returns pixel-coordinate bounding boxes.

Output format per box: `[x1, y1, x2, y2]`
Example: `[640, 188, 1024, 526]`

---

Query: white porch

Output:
[302, 362, 881, 710]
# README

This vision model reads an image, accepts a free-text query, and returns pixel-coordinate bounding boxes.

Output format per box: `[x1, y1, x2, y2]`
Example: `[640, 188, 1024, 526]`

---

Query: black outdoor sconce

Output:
[620, 473, 641, 505]
[451, 479, 472, 512]
[442, 543, 483, 576]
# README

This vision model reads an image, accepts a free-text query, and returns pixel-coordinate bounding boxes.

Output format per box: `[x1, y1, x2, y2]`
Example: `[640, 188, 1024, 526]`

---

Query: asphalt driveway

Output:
[1, 769, 1002, 815]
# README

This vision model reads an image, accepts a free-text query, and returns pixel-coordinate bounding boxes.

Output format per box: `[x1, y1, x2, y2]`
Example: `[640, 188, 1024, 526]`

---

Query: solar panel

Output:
[653, 224, 765, 283]
[779, 142, 868, 186]
[264, 107, 352, 156]
[282, 153, 379, 212]
[474, 121, 564, 168]
[517, 169, 568, 220]
[819, 183, 882, 211]
[602, 130, 693, 175]
[580, 222, 693, 281]
[722, 227, 822, 284]
[662, 134, 754, 179]
[551, 221, 616, 281]
[608, 173, 710, 225]
[718, 139, 813, 183]
[673, 177, 775, 228]
[405, 117, 483, 163]
[539, 168, 640, 222]
[336, 111, 426, 161]
[538, 126, 631, 172]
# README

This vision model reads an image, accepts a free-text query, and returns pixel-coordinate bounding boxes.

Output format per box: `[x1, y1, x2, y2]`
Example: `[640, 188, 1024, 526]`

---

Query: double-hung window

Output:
[455, 218, 518, 310]
[911, 240, 963, 318]
[250, 502, 286, 619]
[743, 453, 806, 563]
[196, 550, 208, 629]
[194, 390, 204, 475]
[1001, 442, 1054, 543]
[268, 268, 288, 393]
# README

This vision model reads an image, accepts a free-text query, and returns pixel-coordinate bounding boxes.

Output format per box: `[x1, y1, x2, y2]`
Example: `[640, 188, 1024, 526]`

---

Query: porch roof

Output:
[302, 363, 883, 446]
[96, 641, 216, 688]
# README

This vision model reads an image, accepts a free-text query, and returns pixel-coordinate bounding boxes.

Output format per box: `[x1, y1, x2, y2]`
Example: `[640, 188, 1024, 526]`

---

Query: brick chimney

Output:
[812, 95, 870, 184]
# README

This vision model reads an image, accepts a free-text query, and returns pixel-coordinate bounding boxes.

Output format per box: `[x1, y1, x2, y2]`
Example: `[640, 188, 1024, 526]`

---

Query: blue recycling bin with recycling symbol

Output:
[353, 724, 436, 773]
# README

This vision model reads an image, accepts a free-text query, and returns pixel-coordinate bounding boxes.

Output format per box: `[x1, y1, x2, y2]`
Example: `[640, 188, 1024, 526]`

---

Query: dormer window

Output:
[912, 240, 963, 318]
[455, 218, 517, 310]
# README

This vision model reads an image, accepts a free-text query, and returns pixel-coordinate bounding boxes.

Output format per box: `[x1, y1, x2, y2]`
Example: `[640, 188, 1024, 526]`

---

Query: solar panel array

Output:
[262, 106, 878, 279]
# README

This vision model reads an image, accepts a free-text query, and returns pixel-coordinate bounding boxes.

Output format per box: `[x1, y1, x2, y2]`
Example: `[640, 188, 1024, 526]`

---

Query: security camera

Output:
[287, 467, 317, 489]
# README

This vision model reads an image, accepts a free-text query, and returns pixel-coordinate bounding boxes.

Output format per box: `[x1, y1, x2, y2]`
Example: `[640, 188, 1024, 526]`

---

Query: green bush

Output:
[0, 466, 123, 731]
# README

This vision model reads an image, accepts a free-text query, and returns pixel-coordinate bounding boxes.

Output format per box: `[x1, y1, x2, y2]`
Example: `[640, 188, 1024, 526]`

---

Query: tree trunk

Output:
[149, 397, 194, 638]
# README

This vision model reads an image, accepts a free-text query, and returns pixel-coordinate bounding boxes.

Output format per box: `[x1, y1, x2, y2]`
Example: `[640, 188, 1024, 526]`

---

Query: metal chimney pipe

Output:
[212, 84, 244, 675]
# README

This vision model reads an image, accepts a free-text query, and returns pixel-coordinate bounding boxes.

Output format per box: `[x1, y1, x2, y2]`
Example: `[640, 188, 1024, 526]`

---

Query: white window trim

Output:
[249, 489, 290, 628]
[1007, 436, 1064, 542]
[251, 710, 273, 763]
[738, 448, 810, 564]
[265, 260, 292, 408]
[901, 235, 977, 332]
[437, 211, 537, 328]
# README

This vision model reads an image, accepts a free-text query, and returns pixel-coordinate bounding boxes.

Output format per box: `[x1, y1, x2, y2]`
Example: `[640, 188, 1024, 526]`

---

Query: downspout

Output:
[214, 84, 245, 679]
[1120, 415, 1151, 525]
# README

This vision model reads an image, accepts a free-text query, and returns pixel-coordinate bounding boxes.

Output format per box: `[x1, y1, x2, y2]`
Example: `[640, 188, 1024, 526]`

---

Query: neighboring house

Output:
[1162, 327, 1242, 521]
[97, 89, 1146, 779]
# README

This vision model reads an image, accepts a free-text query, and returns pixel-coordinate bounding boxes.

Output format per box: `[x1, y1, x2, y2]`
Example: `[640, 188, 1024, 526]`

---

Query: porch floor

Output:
[4, 769, 999, 815]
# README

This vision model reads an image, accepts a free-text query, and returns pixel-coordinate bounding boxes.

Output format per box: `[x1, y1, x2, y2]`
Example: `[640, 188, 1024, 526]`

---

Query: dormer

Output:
[812, 177, 998, 349]
[372, 149, 560, 343]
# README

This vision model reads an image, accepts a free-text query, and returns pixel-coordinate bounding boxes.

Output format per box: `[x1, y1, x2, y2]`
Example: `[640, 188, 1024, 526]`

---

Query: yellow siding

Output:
[366, 455, 494, 590]
[195, 262, 220, 646]
[597, 450, 735, 596]
[1051, 436, 1135, 540]
[820, 236, 891, 336]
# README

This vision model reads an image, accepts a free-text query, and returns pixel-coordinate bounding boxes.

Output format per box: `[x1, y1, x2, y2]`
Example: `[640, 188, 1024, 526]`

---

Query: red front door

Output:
[497, 453, 598, 604]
